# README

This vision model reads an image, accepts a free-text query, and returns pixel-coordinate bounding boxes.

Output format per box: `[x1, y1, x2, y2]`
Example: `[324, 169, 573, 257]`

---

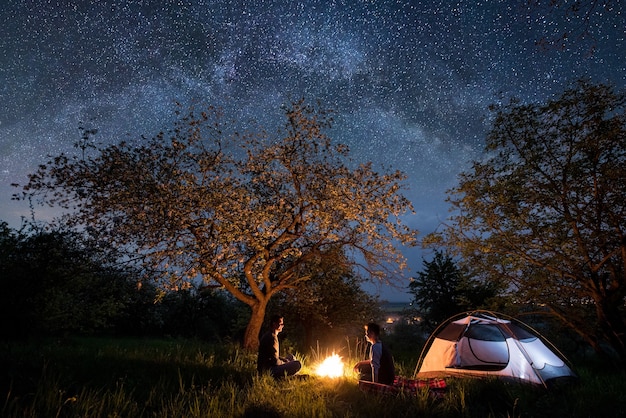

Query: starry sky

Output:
[1, 0, 624, 301]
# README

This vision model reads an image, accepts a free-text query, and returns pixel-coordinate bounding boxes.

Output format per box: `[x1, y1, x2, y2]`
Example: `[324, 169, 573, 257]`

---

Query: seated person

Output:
[257, 315, 302, 379]
[353, 322, 395, 385]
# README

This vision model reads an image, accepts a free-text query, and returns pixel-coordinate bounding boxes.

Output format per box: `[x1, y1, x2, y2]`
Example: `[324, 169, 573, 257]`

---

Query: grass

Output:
[1, 337, 625, 417]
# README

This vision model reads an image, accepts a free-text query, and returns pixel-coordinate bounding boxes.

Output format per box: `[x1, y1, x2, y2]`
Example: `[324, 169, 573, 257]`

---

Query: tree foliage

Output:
[527, 0, 622, 53]
[409, 251, 462, 330]
[0, 222, 133, 338]
[431, 81, 626, 362]
[271, 246, 382, 351]
[408, 250, 501, 331]
[16, 100, 418, 349]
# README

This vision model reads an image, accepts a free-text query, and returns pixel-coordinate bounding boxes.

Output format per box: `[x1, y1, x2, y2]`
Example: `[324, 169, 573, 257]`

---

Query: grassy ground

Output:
[1, 337, 625, 417]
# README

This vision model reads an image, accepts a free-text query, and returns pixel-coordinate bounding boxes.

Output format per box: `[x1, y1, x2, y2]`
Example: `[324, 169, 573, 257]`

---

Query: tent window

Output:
[504, 323, 537, 341]
[465, 324, 506, 342]
[437, 323, 467, 341]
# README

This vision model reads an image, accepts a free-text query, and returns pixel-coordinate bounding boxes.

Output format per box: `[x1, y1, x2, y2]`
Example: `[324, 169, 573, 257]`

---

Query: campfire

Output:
[315, 353, 345, 378]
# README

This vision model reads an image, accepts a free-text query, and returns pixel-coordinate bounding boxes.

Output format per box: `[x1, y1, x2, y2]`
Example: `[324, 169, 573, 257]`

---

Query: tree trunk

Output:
[596, 299, 626, 366]
[302, 316, 314, 351]
[242, 301, 267, 351]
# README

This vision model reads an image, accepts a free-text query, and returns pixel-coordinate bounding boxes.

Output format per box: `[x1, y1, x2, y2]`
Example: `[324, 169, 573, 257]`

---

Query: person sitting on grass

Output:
[353, 322, 395, 385]
[257, 314, 302, 379]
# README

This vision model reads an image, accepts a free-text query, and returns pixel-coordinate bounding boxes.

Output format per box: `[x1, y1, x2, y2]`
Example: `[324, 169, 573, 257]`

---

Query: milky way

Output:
[1, 0, 624, 299]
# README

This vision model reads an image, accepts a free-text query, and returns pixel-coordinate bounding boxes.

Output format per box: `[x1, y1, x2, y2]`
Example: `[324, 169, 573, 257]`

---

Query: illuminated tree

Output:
[431, 81, 626, 361]
[16, 100, 418, 350]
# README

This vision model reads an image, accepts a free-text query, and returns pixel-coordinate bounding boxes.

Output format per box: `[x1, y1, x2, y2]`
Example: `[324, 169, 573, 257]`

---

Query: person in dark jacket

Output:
[257, 315, 302, 379]
[353, 322, 395, 385]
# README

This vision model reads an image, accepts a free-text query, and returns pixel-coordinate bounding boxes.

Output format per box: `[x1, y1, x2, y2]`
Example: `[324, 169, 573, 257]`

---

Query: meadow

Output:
[1, 337, 625, 417]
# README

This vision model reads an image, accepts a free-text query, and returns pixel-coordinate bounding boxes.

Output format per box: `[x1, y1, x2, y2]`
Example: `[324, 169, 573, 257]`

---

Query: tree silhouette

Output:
[408, 250, 499, 331]
[527, 0, 622, 54]
[0, 222, 134, 337]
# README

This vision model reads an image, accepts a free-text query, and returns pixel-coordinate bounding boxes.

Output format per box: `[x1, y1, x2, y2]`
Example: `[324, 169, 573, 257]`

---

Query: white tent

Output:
[414, 311, 577, 387]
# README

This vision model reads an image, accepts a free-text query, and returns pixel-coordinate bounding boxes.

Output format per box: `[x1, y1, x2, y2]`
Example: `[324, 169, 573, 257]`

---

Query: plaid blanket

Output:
[358, 376, 447, 399]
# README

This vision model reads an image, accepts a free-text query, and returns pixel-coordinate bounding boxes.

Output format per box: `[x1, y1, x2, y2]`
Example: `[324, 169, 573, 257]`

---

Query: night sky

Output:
[1, 1, 624, 300]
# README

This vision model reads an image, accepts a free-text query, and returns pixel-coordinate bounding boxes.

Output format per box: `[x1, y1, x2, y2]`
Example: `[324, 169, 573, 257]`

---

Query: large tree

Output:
[431, 81, 626, 362]
[16, 100, 418, 350]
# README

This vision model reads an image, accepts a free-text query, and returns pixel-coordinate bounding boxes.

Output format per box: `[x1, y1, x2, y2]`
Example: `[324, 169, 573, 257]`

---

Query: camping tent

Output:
[414, 311, 576, 387]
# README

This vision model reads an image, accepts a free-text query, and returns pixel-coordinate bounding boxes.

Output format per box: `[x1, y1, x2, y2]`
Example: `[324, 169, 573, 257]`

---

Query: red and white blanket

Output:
[358, 376, 447, 399]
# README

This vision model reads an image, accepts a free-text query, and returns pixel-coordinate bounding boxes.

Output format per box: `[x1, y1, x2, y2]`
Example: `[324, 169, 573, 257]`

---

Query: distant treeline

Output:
[0, 222, 250, 342]
[0, 222, 385, 352]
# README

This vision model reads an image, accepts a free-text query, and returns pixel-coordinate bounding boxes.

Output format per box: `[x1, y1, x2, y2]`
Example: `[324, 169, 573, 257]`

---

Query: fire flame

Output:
[315, 353, 345, 378]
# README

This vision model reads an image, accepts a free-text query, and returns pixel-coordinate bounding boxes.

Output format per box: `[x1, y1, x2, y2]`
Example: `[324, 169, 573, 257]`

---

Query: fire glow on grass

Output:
[315, 353, 345, 378]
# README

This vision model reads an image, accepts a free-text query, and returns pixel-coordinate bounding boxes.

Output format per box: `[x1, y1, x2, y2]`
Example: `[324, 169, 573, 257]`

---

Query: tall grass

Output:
[1, 337, 625, 417]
